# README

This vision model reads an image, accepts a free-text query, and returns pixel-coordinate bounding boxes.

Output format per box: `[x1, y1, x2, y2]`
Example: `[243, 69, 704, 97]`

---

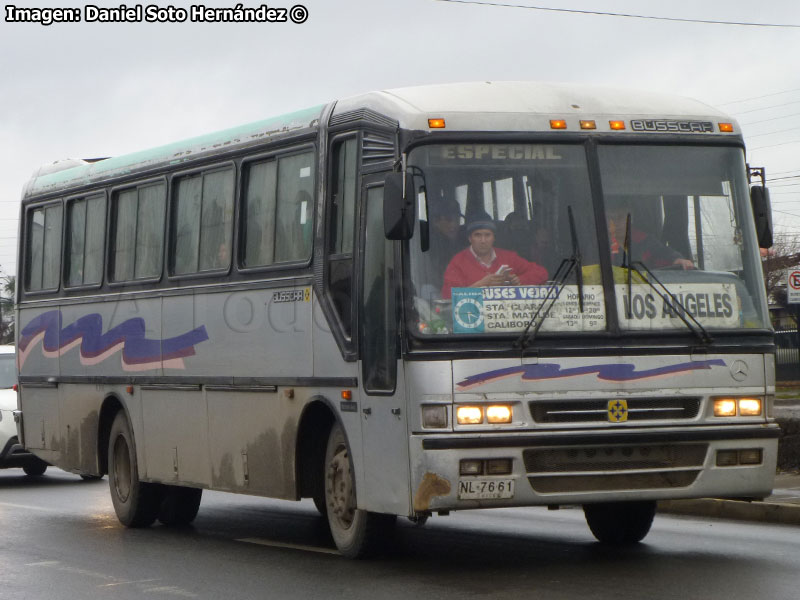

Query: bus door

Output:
[357, 177, 410, 515]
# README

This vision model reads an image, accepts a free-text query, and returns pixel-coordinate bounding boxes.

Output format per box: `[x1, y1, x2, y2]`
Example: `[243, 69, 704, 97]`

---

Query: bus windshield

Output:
[406, 143, 769, 338]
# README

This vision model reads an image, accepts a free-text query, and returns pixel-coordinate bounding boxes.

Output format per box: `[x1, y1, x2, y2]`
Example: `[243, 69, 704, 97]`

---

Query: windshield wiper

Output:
[515, 206, 584, 352]
[621, 213, 712, 345]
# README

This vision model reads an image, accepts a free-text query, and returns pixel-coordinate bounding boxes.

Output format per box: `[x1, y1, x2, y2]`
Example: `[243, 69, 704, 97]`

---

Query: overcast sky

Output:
[1, 0, 799, 280]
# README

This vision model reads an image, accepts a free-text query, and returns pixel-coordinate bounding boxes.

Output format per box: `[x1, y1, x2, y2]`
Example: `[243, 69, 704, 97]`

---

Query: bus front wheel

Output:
[108, 411, 164, 527]
[324, 422, 395, 558]
[158, 486, 203, 526]
[583, 500, 656, 544]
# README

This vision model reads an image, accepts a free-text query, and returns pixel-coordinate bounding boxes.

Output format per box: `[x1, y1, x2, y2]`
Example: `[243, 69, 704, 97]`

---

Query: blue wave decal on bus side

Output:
[456, 360, 727, 389]
[18, 310, 209, 371]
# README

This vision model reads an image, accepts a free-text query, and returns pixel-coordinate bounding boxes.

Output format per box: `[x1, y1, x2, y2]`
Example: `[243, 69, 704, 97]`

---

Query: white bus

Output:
[15, 82, 778, 557]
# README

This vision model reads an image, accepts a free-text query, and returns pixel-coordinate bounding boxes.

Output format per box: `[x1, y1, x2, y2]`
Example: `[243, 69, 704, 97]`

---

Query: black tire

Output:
[108, 411, 164, 527]
[22, 461, 48, 477]
[583, 500, 656, 545]
[312, 490, 327, 518]
[80, 474, 103, 481]
[324, 422, 395, 558]
[158, 486, 202, 526]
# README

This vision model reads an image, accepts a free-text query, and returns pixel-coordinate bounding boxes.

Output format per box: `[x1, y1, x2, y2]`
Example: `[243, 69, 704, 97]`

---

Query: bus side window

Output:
[25, 203, 62, 292]
[327, 136, 358, 339]
[66, 194, 105, 287]
[172, 168, 234, 275]
[111, 182, 166, 282]
[275, 152, 315, 263]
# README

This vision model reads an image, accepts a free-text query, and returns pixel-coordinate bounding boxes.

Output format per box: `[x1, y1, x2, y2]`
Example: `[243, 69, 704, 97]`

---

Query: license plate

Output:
[458, 478, 515, 500]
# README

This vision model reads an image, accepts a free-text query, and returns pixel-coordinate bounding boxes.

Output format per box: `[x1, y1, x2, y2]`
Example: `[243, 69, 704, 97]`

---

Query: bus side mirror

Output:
[750, 186, 773, 249]
[384, 172, 415, 240]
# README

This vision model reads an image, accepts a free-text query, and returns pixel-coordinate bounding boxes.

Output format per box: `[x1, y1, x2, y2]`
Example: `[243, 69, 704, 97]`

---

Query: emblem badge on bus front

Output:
[608, 399, 628, 423]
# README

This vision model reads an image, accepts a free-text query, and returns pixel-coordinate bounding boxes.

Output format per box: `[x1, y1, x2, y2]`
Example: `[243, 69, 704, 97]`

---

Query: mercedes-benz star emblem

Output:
[730, 360, 749, 382]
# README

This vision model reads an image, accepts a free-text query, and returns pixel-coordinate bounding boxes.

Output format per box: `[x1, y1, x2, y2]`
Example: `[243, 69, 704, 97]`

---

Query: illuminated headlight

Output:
[713, 398, 737, 417]
[421, 405, 448, 428]
[713, 397, 762, 417]
[738, 398, 762, 417]
[486, 405, 512, 424]
[457, 406, 483, 425]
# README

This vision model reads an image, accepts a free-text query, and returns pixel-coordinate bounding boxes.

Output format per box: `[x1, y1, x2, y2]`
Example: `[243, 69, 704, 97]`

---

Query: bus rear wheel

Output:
[324, 422, 395, 558]
[108, 411, 164, 527]
[583, 500, 656, 544]
[158, 486, 203, 526]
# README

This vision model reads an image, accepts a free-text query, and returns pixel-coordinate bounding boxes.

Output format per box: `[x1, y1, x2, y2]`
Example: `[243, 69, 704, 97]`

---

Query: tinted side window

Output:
[111, 182, 166, 282]
[172, 168, 234, 275]
[26, 203, 62, 292]
[241, 151, 314, 268]
[66, 194, 105, 287]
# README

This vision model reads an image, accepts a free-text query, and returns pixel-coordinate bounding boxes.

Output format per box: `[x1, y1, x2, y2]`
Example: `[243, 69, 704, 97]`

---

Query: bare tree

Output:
[0, 272, 14, 345]
[762, 233, 800, 314]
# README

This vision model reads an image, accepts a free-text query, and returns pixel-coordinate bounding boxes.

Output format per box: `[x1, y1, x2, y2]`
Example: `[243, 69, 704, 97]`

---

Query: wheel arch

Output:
[295, 395, 338, 500]
[97, 393, 128, 475]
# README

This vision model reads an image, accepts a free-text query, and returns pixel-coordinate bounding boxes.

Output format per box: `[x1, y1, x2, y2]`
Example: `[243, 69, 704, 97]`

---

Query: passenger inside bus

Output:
[441, 211, 548, 299]
[606, 199, 694, 270]
[428, 196, 465, 283]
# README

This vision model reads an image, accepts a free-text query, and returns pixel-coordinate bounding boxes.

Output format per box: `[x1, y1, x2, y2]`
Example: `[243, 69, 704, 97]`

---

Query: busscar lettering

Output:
[630, 119, 714, 133]
[5, 5, 81, 25]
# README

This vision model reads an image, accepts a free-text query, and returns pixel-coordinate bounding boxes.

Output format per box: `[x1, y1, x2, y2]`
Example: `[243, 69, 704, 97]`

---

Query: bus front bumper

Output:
[409, 424, 781, 514]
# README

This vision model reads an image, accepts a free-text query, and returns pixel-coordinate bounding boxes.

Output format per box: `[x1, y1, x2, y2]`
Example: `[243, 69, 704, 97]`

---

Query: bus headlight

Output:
[713, 397, 762, 417]
[713, 399, 737, 417]
[456, 406, 483, 425]
[738, 398, 762, 416]
[486, 405, 512, 424]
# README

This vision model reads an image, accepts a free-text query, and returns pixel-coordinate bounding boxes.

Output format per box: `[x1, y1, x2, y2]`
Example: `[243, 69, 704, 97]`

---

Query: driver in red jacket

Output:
[442, 212, 548, 299]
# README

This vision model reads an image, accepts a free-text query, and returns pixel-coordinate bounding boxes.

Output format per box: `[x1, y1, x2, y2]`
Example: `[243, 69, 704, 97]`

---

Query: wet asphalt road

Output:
[0, 468, 798, 600]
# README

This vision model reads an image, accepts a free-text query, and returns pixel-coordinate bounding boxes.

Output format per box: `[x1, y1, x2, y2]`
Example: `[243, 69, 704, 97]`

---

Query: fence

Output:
[776, 327, 800, 382]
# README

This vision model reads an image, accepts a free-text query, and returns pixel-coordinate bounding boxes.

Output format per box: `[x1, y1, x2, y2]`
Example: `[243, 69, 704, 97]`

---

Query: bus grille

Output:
[523, 443, 707, 494]
[530, 397, 702, 424]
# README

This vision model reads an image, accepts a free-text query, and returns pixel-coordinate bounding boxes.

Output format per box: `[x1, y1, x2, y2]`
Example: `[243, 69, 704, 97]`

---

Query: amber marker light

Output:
[486, 405, 513, 424]
[341, 390, 352, 400]
[428, 118, 446, 129]
[609, 120, 626, 130]
[718, 122, 734, 133]
[738, 398, 762, 416]
[713, 398, 737, 417]
[550, 119, 567, 130]
[580, 120, 597, 130]
[456, 406, 483, 425]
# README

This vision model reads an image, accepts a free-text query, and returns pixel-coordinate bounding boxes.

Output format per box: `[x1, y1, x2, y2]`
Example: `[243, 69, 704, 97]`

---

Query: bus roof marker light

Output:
[549, 119, 567, 130]
[580, 120, 597, 130]
[428, 118, 446, 129]
[609, 120, 626, 130]
[719, 122, 734, 133]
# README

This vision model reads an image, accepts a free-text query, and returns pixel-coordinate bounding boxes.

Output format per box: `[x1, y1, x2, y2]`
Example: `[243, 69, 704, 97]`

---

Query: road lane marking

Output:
[0, 502, 60, 513]
[237, 537, 339, 555]
[99, 578, 162, 588]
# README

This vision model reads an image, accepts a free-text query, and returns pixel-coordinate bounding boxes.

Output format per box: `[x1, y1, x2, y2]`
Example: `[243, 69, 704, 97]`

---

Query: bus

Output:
[14, 81, 779, 557]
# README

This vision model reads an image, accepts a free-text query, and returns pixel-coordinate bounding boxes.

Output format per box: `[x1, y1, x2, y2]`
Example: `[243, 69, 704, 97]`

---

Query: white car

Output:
[0, 345, 49, 476]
